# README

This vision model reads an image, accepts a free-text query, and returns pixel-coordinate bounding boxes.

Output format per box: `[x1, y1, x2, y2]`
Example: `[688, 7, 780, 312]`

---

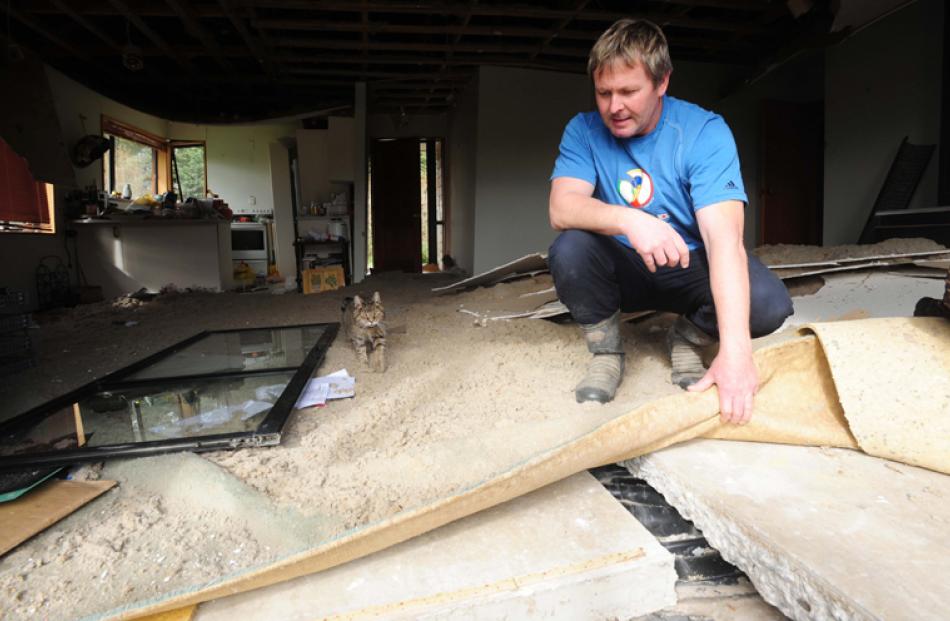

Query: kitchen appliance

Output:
[231, 221, 269, 277]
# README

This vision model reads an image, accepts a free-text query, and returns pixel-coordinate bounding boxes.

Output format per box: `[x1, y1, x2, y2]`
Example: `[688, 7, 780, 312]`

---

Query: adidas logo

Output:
[724, 180, 737, 190]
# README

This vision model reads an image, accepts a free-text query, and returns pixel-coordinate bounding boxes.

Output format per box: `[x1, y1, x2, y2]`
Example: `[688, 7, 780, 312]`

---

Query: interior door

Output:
[760, 100, 824, 245]
[371, 138, 422, 272]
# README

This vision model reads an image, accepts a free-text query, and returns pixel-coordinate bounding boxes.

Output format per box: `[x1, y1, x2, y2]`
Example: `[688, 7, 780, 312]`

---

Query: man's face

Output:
[593, 60, 670, 139]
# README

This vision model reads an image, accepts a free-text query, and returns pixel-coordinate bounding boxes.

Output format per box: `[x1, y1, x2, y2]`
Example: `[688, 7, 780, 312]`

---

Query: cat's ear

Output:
[372, 291, 381, 304]
[353, 295, 364, 308]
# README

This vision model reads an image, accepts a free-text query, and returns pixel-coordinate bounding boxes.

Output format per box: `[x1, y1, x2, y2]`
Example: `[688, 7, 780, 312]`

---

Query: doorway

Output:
[368, 137, 445, 273]
[760, 100, 824, 245]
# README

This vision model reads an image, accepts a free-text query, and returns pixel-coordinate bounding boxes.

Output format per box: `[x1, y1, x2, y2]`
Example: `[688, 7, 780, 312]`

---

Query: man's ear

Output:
[657, 71, 671, 97]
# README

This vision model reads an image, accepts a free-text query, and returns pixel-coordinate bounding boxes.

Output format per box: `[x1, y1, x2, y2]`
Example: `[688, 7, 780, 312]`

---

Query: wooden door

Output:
[760, 100, 823, 245]
[371, 138, 422, 272]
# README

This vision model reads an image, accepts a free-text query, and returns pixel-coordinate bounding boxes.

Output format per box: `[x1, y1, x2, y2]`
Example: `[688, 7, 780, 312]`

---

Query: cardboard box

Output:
[302, 265, 345, 294]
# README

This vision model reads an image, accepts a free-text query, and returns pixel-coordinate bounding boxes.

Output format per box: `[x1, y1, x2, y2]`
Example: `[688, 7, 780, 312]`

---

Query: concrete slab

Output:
[625, 441, 950, 621]
[781, 270, 941, 329]
[194, 472, 677, 621]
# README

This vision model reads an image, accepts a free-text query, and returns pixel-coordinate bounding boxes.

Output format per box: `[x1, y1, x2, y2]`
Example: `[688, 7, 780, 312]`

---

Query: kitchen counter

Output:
[69, 219, 233, 298]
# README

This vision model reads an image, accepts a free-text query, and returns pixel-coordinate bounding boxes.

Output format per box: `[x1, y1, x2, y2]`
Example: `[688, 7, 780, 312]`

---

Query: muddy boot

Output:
[667, 316, 716, 389]
[575, 311, 625, 404]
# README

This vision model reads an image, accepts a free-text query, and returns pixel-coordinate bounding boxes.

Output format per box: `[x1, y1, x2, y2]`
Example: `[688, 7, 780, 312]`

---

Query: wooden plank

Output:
[0, 479, 115, 557]
[137, 605, 197, 621]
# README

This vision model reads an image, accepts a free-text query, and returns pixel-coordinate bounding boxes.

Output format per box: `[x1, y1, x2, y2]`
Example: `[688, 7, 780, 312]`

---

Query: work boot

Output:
[575, 311, 625, 404]
[667, 315, 717, 389]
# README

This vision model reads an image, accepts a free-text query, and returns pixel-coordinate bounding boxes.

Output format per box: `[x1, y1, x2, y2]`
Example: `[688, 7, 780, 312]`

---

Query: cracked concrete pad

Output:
[626, 441, 950, 621]
[193, 472, 676, 621]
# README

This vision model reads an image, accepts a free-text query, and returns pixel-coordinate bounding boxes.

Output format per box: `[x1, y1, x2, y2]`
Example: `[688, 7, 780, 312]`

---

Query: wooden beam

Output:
[247, 1, 769, 34]
[164, 0, 235, 75]
[217, 0, 279, 79]
[532, 0, 590, 61]
[50, 0, 122, 53]
[285, 66, 472, 80]
[106, 0, 192, 72]
[0, 4, 91, 61]
[273, 37, 590, 58]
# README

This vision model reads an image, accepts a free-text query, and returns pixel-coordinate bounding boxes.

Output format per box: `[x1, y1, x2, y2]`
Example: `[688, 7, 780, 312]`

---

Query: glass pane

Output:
[0, 372, 294, 455]
[125, 325, 327, 380]
[109, 133, 155, 197]
[173, 145, 207, 199]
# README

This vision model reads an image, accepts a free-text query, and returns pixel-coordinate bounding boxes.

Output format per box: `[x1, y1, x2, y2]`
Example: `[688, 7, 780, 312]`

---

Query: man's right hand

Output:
[619, 208, 690, 272]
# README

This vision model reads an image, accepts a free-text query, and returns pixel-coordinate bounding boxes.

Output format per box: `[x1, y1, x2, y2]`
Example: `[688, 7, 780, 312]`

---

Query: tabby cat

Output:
[342, 291, 387, 372]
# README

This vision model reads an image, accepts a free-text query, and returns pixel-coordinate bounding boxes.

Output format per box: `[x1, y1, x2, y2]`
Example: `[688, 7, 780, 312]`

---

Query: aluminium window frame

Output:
[0, 322, 338, 471]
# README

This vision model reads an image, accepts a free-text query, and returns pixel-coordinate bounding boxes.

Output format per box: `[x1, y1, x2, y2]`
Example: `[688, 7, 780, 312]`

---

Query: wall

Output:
[169, 121, 297, 217]
[447, 77, 479, 273]
[715, 54, 825, 246]
[471, 66, 591, 274]
[824, 0, 944, 244]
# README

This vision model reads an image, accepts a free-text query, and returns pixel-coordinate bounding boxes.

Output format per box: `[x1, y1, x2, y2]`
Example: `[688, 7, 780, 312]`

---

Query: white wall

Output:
[447, 77, 479, 273]
[824, 0, 944, 244]
[169, 121, 297, 217]
[471, 66, 591, 274]
[328, 117, 356, 181]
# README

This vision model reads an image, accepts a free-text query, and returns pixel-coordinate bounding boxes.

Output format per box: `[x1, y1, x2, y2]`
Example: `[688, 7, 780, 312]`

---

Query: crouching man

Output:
[548, 19, 793, 424]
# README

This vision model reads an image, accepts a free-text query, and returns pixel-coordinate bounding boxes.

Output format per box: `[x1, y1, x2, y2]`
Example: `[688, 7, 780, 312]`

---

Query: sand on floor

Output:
[0, 238, 943, 621]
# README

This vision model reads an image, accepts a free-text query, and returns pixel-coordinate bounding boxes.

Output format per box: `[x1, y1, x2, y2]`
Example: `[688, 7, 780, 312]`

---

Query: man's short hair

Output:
[587, 19, 673, 86]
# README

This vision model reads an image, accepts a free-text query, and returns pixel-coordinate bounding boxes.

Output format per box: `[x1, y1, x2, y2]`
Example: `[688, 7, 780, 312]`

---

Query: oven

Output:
[230, 222, 268, 277]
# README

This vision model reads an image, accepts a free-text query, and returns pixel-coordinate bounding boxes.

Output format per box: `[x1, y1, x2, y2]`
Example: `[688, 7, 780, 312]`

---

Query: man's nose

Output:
[609, 95, 623, 113]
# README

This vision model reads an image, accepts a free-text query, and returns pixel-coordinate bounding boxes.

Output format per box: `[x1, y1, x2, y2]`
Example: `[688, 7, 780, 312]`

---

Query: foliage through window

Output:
[104, 133, 156, 197]
[172, 143, 207, 200]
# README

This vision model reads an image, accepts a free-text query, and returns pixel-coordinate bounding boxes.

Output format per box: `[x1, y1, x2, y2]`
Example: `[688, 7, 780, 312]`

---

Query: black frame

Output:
[0, 323, 338, 471]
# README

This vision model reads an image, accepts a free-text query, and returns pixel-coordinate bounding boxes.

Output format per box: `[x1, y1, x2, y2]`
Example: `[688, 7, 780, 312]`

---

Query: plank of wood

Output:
[0, 479, 115, 556]
[136, 605, 197, 621]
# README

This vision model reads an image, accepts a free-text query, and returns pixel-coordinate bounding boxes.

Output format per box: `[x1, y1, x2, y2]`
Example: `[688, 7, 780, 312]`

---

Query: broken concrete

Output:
[625, 440, 950, 621]
[193, 472, 677, 620]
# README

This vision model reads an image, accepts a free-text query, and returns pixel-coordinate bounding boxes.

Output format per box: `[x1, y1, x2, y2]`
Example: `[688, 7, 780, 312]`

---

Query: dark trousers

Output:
[548, 230, 793, 338]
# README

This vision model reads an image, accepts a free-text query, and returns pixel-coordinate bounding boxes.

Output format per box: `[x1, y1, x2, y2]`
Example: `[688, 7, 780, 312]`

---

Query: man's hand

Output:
[619, 209, 690, 272]
[687, 349, 758, 424]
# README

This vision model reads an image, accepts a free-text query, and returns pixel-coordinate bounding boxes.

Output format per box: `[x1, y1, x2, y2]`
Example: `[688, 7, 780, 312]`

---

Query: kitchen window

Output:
[100, 116, 209, 201]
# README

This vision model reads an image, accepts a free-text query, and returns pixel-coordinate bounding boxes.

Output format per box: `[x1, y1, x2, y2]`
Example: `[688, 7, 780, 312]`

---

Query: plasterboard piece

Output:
[767, 249, 950, 270]
[432, 253, 548, 294]
[0, 479, 115, 556]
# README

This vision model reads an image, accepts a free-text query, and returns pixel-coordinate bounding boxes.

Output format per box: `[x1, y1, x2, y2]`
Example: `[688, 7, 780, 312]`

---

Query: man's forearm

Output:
[707, 240, 751, 353]
[549, 190, 633, 236]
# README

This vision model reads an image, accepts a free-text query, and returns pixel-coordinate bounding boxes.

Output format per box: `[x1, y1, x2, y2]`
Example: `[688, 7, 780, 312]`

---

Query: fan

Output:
[70, 135, 111, 168]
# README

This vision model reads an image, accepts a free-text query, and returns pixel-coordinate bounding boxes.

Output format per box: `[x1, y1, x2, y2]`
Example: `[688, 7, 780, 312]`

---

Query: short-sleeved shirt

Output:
[551, 96, 746, 250]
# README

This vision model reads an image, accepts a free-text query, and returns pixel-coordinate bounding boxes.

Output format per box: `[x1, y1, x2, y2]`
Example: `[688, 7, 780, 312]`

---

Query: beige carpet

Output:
[131, 317, 950, 621]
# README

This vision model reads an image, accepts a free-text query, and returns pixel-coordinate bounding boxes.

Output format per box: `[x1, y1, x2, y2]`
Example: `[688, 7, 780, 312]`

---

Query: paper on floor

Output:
[295, 370, 356, 409]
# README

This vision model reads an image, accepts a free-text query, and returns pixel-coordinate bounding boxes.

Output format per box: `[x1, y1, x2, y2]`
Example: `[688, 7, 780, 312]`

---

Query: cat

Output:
[342, 291, 387, 372]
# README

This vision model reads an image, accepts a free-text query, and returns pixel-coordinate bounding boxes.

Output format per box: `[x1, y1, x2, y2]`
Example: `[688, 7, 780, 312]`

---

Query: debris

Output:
[295, 370, 356, 409]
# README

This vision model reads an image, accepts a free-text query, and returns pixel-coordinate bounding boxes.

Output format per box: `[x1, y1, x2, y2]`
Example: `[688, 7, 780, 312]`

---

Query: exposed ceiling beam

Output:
[164, 0, 235, 75]
[50, 0, 122, 53]
[218, 0, 279, 79]
[106, 0, 193, 72]
[532, 0, 590, 61]
[654, 0, 778, 9]
[273, 37, 590, 58]
[246, 1, 768, 34]
[0, 3, 91, 61]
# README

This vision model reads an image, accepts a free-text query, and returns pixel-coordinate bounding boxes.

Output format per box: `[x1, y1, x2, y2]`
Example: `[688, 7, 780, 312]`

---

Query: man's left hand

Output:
[687, 350, 758, 424]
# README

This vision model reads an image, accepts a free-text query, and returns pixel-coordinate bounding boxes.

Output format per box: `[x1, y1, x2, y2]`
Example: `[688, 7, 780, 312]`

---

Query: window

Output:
[0, 136, 55, 234]
[171, 142, 207, 199]
[100, 117, 208, 201]
[101, 116, 165, 197]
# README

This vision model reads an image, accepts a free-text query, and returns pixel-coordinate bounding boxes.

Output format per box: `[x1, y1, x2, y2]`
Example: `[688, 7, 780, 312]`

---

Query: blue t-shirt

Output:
[551, 96, 747, 250]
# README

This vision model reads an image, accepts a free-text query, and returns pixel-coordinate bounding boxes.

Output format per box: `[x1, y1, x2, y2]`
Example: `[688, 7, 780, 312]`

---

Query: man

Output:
[548, 19, 793, 424]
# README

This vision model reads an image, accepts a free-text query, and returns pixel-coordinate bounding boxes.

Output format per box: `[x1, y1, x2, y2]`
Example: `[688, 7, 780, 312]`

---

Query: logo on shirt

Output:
[724, 180, 737, 190]
[618, 168, 653, 208]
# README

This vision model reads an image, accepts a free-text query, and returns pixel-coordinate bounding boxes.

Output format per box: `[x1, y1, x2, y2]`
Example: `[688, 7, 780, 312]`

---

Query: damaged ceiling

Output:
[1, 0, 838, 123]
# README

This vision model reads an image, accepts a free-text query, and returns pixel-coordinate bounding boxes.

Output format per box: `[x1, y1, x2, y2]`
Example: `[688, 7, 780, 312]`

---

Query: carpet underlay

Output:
[116, 317, 949, 620]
